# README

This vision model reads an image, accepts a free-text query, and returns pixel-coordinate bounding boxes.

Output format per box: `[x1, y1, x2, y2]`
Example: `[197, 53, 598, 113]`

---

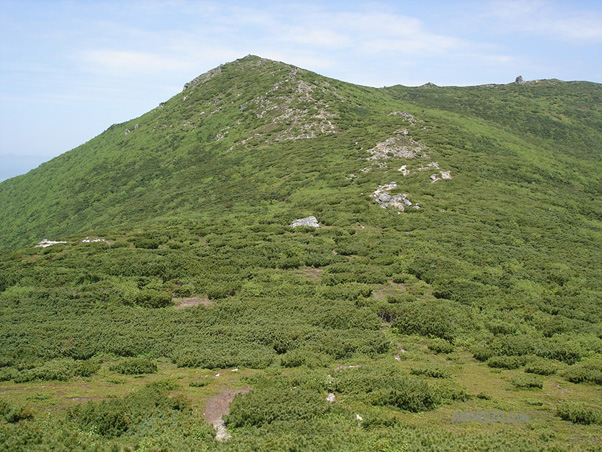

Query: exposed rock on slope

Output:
[372, 183, 419, 211]
[290, 216, 320, 228]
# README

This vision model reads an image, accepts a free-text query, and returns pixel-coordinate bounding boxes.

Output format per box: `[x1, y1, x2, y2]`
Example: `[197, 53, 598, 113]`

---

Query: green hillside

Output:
[1, 56, 601, 451]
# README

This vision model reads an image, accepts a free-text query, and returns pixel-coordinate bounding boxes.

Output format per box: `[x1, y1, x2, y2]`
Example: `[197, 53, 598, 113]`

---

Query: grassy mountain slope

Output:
[1, 56, 601, 451]
[3, 56, 599, 250]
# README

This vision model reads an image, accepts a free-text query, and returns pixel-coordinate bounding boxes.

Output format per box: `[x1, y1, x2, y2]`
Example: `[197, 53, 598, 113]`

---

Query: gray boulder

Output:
[290, 216, 319, 228]
[378, 193, 392, 203]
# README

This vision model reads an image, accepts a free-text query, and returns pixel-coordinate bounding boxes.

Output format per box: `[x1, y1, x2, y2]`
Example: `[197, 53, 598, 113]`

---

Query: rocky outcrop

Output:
[366, 136, 427, 161]
[418, 162, 440, 171]
[81, 237, 110, 244]
[372, 183, 419, 211]
[389, 111, 418, 125]
[249, 78, 338, 142]
[430, 170, 452, 183]
[289, 216, 319, 228]
[515, 75, 524, 85]
[183, 65, 223, 91]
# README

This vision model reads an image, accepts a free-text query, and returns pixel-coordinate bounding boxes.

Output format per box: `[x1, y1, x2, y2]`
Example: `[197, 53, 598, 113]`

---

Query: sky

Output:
[1, 0, 601, 182]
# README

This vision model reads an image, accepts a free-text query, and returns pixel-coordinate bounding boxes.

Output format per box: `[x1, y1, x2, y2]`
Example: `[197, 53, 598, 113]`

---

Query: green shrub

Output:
[524, 358, 557, 376]
[280, 349, 331, 368]
[174, 344, 275, 369]
[206, 283, 237, 300]
[0, 367, 18, 382]
[486, 355, 526, 370]
[561, 361, 602, 385]
[428, 339, 454, 354]
[372, 301, 404, 323]
[511, 374, 543, 389]
[410, 364, 451, 379]
[0, 400, 34, 423]
[371, 382, 441, 412]
[392, 301, 457, 340]
[133, 238, 164, 249]
[13, 358, 85, 382]
[172, 284, 194, 297]
[358, 407, 400, 429]
[335, 366, 443, 412]
[133, 289, 172, 308]
[433, 380, 469, 402]
[226, 387, 329, 427]
[556, 402, 602, 425]
[495, 335, 536, 357]
[354, 268, 387, 285]
[386, 293, 414, 304]
[110, 358, 157, 375]
[318, 283, 372, 301]
[471, 345, 494, 362]
[68, 383, 191, 437]
[488, 321, 516, 335]
[535, 340, 583, 364]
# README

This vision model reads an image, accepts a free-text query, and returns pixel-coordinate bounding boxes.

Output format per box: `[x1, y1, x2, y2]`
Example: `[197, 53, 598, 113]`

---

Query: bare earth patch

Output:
[372, 282, 407, 301]
[174, 296, 214, 310]
[294, 267, 323, 281]
[204, 387, 252, 441]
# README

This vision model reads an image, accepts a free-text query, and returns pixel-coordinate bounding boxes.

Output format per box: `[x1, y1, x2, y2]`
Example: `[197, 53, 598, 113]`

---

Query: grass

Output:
[2, 348, 600, 450]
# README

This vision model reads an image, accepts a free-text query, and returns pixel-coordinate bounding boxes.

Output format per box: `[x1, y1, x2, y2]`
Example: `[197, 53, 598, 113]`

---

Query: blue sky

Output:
[1, 0, 601, 182]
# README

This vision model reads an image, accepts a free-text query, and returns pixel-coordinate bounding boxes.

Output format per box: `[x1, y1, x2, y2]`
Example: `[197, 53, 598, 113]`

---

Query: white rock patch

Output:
[289, 216, 319, 228]
[36, 239, 67, 248]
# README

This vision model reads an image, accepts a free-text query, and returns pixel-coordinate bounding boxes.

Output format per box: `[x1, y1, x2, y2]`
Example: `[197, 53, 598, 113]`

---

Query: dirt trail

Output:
[174, 296, 215, 309]
[204, 386, 251, 441]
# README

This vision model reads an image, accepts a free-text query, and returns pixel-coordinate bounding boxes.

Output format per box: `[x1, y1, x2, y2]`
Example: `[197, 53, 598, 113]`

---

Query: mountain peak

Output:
[183, 55, 288, 92]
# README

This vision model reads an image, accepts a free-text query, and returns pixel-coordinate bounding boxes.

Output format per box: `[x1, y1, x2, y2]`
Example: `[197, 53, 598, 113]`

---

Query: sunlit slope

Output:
[0, 56, 601, 252]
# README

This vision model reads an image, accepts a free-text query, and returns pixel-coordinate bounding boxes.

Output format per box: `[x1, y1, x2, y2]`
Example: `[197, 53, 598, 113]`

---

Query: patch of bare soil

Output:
[204, 387, 251, 425]
[551, 384, 572, 393]
[372, 282, 407, 301]
[204, 387, 252, 441]
[174, 296, 214, 310]
[294, 267, 323, 281]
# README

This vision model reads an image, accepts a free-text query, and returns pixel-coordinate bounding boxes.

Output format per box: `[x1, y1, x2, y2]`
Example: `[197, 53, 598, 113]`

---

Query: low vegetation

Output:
[0, 56, 601, 450]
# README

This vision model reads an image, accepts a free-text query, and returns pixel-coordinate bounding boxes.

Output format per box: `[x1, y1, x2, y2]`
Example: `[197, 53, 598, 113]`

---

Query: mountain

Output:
[1, 56, 601, 451]
[2, 55, 600, 249]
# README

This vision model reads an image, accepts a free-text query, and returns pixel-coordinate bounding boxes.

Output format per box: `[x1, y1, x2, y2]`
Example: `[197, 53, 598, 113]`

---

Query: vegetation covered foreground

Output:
[0, 56, 601, 451]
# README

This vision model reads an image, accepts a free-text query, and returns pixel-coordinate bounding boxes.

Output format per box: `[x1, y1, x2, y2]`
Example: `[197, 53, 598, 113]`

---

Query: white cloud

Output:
[491, 0, 602, 42]
[65, 1, 521, 88]
[83, 50, 194, 73]
[283, 28, 352, 47]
